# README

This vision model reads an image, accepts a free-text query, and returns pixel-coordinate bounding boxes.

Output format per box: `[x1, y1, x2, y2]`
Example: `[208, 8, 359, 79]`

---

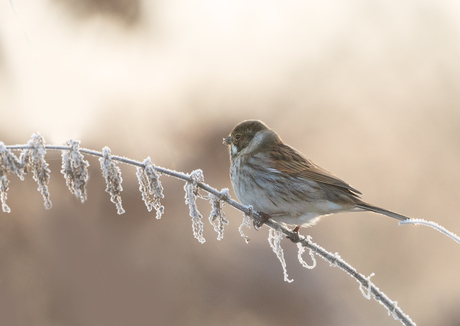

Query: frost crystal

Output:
[389, 301, 400, 320]
[184, 169, 205, 244]
[297, 239, 316, 269]
[0, 142, 27, 213]
[99, 147, 125, 214]
[239, 208, 252, 243]
[0, 173, 10, 213]
[400, 218, 460, 244]
[23, 133, 52, 209]
[61, 140, 89, 203]
[136, 157, 164, 219]
[208, 191, 229, 240]
[268, 228, 293, 283]
[359, 272, 375, 300]
[0, 142, 26, 180]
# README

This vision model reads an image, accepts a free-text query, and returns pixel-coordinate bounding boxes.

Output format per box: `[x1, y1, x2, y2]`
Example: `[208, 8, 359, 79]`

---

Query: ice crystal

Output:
[184, 169, 205, 244]
[268, 227, 293, 283]
[61, 140, 89, 203]
[0, 142, 27, 212]
[208, 191, 229, 240]
[136, 157, 164, 219]
[0, 142, 25, 180]
[389, 301, 400, 320]
[23, 133, 52, 209]
[400, 218, 460, 244]
[297, 239, 316, 269]
[99, 147, 125, 214]
[238, 208, 252, 243]
[0, 173, 10, 213]
[359, 272, 375, 300]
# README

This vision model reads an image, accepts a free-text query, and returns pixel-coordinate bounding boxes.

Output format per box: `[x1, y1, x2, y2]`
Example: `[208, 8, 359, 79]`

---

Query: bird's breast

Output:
[230, 155, 292, 212]
[229, 154, 353, 226]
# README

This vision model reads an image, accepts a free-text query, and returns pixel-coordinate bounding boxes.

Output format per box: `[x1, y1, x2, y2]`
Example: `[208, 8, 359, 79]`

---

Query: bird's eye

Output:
[235, 134, 241, 141]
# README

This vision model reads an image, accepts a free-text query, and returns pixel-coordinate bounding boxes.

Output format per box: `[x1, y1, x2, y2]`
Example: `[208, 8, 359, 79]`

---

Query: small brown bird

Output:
[224, 120, 409, 229]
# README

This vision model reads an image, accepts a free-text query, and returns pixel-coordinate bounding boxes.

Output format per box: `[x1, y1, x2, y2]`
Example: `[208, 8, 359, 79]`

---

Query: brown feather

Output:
[270, 143, 362, 195]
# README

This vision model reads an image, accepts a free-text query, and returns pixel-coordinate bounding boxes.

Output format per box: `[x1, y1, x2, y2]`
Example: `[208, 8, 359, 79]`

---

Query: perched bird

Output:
[224, 120, 409, 229]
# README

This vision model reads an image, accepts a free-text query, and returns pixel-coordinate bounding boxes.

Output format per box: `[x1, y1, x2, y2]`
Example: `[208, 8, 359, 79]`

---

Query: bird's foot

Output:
[253, 211, 271, 230]
[287, 226, 302, 243]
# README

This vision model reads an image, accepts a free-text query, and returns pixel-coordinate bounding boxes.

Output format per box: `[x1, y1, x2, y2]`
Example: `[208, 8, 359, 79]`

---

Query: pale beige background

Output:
[1, 1, 460, 325]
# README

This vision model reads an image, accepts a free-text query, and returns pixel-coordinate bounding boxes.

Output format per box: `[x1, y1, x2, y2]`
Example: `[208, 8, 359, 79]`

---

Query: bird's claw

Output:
[286, 226, 302, 243]
[253, 211, 271, 230]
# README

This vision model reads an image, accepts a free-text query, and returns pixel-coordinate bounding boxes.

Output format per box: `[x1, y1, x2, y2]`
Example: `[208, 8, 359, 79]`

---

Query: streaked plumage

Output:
[224, 120, 408, 227]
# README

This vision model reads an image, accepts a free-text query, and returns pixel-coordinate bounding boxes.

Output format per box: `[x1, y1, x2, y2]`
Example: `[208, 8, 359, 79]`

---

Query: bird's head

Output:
[223, 120, 280, 158]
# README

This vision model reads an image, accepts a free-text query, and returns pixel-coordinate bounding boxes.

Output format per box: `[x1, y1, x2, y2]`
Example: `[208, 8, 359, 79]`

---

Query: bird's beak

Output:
[223, 136, 231, 145]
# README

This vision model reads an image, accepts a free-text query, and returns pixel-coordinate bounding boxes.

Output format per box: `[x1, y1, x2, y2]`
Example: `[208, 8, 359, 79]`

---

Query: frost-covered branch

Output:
[8, 134, 460, 326]
[399, 219, 460, 244]
[263, 221, 416, 326]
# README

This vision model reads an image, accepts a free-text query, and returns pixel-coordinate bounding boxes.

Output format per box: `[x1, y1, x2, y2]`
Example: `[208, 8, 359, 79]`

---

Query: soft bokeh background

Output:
[1, 0, 460, 325]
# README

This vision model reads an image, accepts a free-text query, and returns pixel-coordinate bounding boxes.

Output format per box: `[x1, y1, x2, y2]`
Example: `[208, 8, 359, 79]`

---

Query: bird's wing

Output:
[269, 144, 362, 195]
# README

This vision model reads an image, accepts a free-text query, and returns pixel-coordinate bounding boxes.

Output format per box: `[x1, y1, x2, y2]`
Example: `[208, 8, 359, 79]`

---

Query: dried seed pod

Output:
[99, 147, 125, 215]
[136, 157, 164, 219]
[61, 140, 89, 203]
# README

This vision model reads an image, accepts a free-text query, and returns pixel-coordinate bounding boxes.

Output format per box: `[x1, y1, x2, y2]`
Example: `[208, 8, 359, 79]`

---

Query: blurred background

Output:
[1, 0, 460, 325]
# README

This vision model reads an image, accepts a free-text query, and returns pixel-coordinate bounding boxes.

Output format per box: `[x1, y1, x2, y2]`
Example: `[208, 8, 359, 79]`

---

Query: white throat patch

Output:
[231, 144, 238, 156]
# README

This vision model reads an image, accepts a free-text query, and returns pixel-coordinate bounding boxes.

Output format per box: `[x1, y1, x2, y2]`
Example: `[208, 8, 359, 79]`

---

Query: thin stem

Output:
[6, 145, 247, 211]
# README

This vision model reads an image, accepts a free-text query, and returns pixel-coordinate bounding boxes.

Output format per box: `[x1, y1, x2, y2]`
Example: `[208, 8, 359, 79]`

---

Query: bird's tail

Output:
[355, 202, 409, 221]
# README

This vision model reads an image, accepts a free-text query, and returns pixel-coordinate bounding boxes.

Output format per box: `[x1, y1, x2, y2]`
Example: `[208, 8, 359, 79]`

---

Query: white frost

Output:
[99, 147, 125, 215]
[61, 140, 89, 203]
[208, 192, 229, 241]
[268, 228, 293, 283]
[399, 218, 460, 244]
[24, 133, 52, 209]
[136, 157, 164, 219]
[297, 239, 316, 269]
[238, 205, 253, 243]
[359, 272, 375, 300]
[184, 169, 205, 244]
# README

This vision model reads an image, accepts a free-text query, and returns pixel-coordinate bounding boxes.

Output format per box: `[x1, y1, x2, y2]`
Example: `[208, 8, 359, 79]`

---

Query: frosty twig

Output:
[9, 134, 460, 326]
